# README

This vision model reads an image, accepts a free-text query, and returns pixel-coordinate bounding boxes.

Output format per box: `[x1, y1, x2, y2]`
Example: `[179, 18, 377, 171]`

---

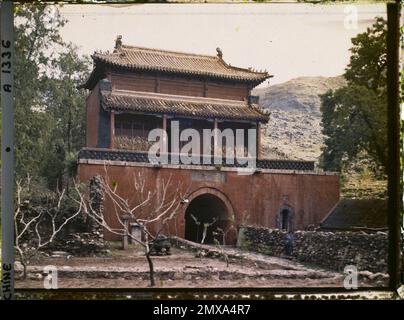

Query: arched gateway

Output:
[77, 38, 341, 242]
[184, 188, 235, 245]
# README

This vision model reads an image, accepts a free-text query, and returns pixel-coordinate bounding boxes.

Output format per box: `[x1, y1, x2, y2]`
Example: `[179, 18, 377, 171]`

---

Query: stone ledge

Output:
[78, 158, 338, 176]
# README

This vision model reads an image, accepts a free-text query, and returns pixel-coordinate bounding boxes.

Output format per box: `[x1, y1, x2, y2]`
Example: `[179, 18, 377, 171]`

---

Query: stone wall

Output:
[239, 226, 388, 273]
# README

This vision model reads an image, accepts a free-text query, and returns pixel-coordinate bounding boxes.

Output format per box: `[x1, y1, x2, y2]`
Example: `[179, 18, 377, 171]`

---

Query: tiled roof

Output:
[91, 44, 270, 84]
[78, 148, 315, 171]
[320, 198, 387, 231]
[100, 90, 270, 122]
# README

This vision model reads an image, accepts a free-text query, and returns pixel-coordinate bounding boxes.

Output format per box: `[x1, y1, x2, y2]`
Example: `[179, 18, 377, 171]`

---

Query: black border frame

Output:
[2, 0, 402, 299]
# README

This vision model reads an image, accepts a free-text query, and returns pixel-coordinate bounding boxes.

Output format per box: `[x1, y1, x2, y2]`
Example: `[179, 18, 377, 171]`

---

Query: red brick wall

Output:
[78, 163, 340, 243]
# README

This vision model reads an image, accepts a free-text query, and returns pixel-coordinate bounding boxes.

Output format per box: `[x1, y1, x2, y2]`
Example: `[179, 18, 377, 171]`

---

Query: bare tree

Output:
[75, 168, 186, 287]
[212, 211, 251, 268]
[189, 213, 217, 244]
[14, 176, 83, 279]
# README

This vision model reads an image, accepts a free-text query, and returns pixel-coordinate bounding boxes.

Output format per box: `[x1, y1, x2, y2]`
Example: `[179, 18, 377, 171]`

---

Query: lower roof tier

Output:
[100, 89, 270, 123]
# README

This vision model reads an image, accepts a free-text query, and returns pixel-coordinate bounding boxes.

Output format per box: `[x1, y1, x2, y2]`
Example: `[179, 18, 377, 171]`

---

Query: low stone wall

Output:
[45, 176, 109, 257]
[239, 226, 388, 273]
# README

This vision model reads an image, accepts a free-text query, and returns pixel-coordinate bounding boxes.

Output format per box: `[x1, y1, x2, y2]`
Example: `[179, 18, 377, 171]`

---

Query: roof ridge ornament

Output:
[216, 47, 223, 59]
[81, 43, 272, 90]
[115, 35, 123, 51]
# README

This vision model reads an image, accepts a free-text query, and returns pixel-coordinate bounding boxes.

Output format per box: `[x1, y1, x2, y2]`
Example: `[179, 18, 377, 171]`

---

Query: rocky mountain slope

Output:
[253, 76, 347, 162]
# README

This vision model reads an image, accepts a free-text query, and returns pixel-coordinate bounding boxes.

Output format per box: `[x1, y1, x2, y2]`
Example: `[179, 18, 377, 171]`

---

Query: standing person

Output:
[285, 231, 294, 256]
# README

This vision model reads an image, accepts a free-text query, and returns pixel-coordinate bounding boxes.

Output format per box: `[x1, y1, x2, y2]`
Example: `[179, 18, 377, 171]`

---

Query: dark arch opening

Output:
[185, 194, 229, 244]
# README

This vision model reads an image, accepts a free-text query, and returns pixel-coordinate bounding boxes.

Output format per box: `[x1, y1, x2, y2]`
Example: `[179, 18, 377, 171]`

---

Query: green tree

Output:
[10, 4, 90, 188]
[344, 17, 387, 94]
[320, 17, 388, 174]
[41, 44, 90, 189]
[14, 4, 65, 180]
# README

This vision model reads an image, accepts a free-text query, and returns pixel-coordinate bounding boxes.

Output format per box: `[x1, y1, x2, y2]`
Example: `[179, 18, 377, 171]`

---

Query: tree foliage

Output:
[320, 17, 388, 174]
[11, 4, 90, 188]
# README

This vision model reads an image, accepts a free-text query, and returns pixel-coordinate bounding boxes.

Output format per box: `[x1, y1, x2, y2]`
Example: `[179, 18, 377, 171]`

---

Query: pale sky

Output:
[58, 3, 387, 86]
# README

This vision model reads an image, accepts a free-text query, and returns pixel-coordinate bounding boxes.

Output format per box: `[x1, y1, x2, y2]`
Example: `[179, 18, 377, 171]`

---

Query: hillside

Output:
[253, 76, 347, 162]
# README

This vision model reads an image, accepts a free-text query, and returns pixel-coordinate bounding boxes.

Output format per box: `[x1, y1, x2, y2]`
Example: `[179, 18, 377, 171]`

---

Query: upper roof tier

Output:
[80, 36, 272, 89]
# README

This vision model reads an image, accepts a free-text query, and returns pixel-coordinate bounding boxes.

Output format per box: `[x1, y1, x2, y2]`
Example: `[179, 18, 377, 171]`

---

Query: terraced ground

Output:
[15, 240, 387, 289]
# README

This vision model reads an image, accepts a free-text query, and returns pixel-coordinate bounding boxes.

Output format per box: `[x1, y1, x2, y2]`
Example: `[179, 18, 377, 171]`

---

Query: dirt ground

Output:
[15, 244, 387, 289]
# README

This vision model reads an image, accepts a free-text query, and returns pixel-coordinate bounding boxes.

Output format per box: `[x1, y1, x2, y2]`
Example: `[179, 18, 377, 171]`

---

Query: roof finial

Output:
[216, 47, 223, 59]
[115, 35, 122, 51]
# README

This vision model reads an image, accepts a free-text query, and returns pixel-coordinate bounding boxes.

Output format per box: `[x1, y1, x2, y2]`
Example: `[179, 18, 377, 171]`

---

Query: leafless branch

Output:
[75, 167, 189, 286]
[14, 176, 84, 278]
